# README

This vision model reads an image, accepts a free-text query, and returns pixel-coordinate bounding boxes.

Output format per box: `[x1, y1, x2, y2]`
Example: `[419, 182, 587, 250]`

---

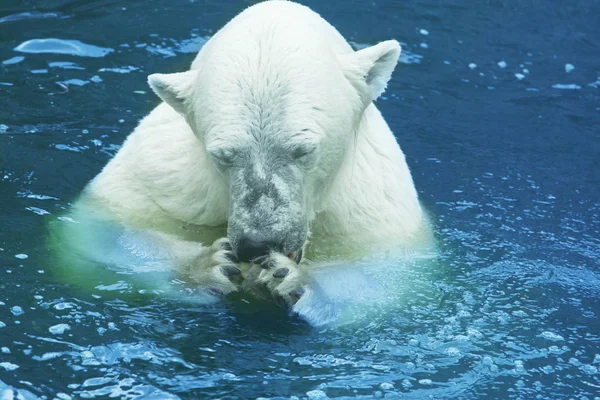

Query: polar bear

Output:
[61, 0, 430, 310]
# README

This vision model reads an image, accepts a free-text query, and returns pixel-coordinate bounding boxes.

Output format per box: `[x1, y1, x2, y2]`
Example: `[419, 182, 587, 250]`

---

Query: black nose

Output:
[236, 234, 283, 262]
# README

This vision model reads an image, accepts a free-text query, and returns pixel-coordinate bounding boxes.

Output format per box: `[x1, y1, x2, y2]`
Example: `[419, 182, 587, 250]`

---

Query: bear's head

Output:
[147, 39, 400, 263]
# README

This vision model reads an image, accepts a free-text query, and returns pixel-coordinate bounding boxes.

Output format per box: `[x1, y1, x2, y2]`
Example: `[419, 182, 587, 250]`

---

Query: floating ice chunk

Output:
[10, 306, 24, 316]
[49, 323, 71, 335]
[0, 322, 5, 328]
[57, 216, 79, 223]
[540, 331, 564, 341]
[26, 207, 50, 215]
[497, 60, 507, 68]
[146, 46, 176, 57]
[98, 66, 139, 73]
[0, 124, 8, 133]
[588, 77, 600, 88]
[0, 11, 62, 24]
[54, 302, 76, 310]
[31, 69, 48, 74]
[58, 78, 89, 86]
[15, 38, 113, 57]
[32, 352, 63, 361]
[469, 63, 477, 70]
[419, 379, 433, 385]
[48, 61, 84, 70]
[95, 281, 129, 291]
[90, 75, 102, 83]
[552, 83, 581, 90]
[56, 393, 72, 400]
[420, 43, 428, 49]
[25, 193, 58, 200]
[2, 56, 24, 65]
[1, 347, 9, 353]
[515, 73, 525, 80]
[565, 63, 575, 73]
[177, 36, 210, 53]
[15, 254, 28, 259]
[55, 144, 82, 152]
[306, 390, 328, 399]
[0, 362, 19, 371]
[380, 382, 394, 390]
[419, 29, 429, 35]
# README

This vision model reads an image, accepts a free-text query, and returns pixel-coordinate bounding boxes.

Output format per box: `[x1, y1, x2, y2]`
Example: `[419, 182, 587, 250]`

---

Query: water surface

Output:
[1, 0, 599, 398]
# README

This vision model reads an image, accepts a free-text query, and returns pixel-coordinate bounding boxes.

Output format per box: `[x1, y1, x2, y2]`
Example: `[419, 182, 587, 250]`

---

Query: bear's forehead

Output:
[202, 76, 326, 144]
[205, 119, 321, 150]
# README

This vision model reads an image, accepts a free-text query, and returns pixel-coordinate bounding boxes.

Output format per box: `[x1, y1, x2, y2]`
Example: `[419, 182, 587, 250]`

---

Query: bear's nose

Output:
[236, 233, 283, 263]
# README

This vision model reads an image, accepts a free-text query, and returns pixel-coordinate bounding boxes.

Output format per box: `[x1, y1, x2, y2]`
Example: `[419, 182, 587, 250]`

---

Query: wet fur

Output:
[77, 1, 429, 306]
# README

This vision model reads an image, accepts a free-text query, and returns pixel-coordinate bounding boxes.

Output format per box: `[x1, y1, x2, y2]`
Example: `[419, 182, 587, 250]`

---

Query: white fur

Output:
[79, 1, 430, 296]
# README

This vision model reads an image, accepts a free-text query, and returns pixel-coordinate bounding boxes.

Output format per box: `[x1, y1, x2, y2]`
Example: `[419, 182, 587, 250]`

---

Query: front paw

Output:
[187, 238, 243, 296]
[254, 252, 308, 308]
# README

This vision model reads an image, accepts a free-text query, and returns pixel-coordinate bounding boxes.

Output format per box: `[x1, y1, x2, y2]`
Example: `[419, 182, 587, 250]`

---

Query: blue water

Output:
[1, 0, 599, 398]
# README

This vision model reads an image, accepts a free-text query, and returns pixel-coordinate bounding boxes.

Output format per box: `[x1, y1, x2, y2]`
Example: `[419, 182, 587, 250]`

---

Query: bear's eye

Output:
[208, 147, 236, 167]
[292, 144, 318, 164]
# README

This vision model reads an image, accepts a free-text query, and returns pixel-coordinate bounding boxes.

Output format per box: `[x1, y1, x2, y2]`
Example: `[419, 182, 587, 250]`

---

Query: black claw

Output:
[260, 258, 276, 269]
[294, 249, 303, 264]
[221, 264, 241, 278]
[251, 255, 268, 266]
[222, 241, 232, 251]
[273, 268, 289, 278]
[289, 288, 305, 301]
[224, 251, 238, 263]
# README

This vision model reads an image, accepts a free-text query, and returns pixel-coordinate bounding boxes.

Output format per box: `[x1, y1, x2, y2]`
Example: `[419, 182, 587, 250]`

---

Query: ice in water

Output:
[49, 323, 71, 335]
[552, 83, 581, 90]
[14, 38, 114, 57]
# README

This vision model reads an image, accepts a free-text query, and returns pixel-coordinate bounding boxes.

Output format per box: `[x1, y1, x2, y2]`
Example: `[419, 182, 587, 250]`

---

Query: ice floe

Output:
[14, 38, 113, 58]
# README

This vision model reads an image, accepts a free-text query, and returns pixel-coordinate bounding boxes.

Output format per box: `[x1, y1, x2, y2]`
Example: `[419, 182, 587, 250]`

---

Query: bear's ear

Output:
[346, 40, 401, 101]
[147, 71, 198, 115]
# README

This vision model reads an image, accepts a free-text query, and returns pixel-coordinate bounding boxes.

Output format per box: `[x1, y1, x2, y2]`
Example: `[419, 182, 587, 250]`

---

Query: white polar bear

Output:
[67, 0, 430, 308]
